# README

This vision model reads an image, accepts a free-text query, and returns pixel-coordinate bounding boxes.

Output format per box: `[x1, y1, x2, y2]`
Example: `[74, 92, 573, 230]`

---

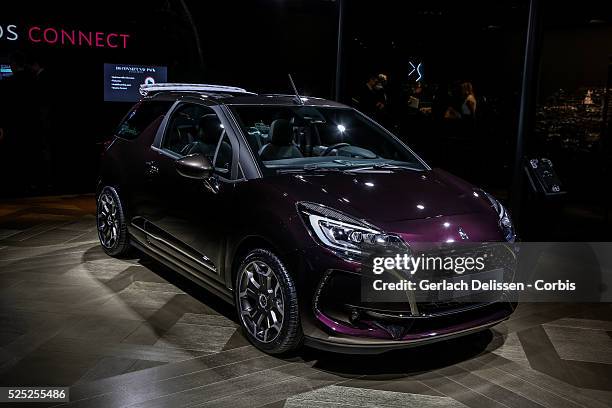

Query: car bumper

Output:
[296, 243, 516, 354]
[303, 301, 513, 354]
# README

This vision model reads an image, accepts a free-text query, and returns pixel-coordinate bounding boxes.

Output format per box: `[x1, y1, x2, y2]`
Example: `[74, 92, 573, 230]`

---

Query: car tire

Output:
[235, 249, 303, 354]
[96, 186, 131, 257]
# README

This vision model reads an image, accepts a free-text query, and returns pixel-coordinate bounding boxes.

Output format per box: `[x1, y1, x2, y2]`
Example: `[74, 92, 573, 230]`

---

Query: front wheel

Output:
[96, 186, 130, 257]
[235, 249, 303, 354]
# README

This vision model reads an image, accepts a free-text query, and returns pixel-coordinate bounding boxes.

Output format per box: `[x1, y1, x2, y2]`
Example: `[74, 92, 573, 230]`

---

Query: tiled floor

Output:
[0, 195, 611, 407]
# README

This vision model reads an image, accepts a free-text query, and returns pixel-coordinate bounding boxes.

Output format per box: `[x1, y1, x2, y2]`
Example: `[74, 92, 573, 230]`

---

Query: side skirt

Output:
[129, 235, 235, 306]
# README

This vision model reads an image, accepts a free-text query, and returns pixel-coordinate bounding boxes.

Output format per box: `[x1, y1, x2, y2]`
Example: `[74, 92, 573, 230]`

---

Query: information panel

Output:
[0, 64, 12, 80]
[103, 63, 167, 102]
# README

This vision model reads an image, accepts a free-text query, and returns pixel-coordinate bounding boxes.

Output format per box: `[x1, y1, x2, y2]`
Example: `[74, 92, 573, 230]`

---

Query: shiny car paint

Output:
[98, 92, 514, 353]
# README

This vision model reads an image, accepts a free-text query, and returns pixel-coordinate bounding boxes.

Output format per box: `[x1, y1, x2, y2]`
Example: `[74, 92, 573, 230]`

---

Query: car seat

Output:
[181, 114, 223, 160]
[258, 119, 303, 161]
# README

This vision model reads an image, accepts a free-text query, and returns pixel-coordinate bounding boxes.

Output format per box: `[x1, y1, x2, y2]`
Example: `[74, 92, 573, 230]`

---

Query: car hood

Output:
[268, 167, 494, 224]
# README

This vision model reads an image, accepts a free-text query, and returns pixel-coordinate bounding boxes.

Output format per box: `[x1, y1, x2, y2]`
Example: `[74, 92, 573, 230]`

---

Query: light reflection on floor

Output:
[0, 195, 610, 407]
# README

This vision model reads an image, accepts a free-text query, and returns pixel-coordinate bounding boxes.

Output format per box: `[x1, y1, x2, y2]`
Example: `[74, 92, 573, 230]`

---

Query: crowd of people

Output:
[351, 72, 502, 184]
[354, 72, 479, 130]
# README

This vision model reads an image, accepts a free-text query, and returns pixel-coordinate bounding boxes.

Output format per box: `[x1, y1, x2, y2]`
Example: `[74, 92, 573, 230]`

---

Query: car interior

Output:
[258, 119, 303, 161]
[235, 106, 420, 169]
[163, 105, 232, 172]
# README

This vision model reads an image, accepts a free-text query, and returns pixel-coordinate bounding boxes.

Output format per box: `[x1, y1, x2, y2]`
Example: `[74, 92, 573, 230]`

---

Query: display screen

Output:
[0, 64, 13, 80]
[103, 63, 167, 102]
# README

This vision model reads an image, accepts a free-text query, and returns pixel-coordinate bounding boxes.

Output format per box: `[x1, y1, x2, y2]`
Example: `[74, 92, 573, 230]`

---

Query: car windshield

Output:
[230, 105, 426, 173]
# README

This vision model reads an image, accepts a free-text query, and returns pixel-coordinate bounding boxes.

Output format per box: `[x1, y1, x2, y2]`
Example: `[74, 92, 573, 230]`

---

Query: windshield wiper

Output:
[348, 162, 422, 172]
[276, 162, 420, 174]
[276, 165, 342, 174]
[373, 162, 406, 169]
[302, 164, 343, 172]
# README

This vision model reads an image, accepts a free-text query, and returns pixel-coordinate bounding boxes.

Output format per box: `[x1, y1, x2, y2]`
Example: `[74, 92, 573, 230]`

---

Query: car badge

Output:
[458, 226, 469, 240]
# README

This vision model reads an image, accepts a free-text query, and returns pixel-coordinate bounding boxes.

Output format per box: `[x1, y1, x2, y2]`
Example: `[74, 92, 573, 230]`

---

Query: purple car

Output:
[97, 83, 516, 354]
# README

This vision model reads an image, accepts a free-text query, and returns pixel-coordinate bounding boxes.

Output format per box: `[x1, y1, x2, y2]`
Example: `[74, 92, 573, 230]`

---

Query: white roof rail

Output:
[139, 83, 254, 96]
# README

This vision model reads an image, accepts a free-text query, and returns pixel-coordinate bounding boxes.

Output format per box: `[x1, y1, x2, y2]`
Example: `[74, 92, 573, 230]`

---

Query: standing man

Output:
[356, 73, 388, 126]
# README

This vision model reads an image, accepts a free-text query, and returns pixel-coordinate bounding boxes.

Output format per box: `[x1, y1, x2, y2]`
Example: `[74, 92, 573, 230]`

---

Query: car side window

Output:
[116, 101, 172, 140]
[162, 104, 225, 163]
[213, 133, 233, 175]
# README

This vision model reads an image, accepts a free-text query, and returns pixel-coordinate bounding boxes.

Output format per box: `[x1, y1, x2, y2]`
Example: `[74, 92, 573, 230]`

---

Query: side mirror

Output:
[175, 153, 213, 179]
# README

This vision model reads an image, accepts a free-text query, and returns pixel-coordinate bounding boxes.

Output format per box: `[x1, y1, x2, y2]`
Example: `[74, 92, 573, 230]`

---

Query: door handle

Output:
[144, 161, 160, 178]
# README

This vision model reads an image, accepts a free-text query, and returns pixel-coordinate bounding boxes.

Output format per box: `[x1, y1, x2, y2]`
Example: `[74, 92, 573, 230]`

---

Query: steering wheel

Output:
[322, 143, 351, 156]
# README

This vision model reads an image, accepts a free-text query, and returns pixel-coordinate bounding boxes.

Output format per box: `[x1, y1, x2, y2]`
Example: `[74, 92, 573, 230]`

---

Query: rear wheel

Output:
[96, 186, 130, 257]
[235, 249, 302, 354]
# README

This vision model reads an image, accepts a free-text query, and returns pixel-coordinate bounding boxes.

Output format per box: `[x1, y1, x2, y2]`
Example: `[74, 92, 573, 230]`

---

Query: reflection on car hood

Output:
[269, 167, 494, 223]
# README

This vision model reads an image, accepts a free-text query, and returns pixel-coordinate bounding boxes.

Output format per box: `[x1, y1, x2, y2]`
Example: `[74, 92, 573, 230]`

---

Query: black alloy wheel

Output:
[235, 249, 302, 354]
[96, 186, 130, 257]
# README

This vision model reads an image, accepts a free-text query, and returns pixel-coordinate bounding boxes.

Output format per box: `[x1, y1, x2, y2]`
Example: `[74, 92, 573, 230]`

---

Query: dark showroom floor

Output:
[0, 195, 611, 408]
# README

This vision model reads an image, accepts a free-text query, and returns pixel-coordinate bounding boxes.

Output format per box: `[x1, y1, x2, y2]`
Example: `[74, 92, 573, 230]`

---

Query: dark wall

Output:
[0, 0, 339, 194]
[1, 0, 611, 203]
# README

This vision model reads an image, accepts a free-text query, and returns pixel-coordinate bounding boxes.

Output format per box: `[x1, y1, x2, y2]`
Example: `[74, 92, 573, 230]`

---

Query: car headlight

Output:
[482, 191, 516, 242]
[297, 202, 409, 258]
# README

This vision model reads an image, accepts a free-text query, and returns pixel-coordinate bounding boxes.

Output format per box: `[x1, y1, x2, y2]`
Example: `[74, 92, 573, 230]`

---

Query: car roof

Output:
[223, 94, 347, 108]
[141, 83, 348, 108]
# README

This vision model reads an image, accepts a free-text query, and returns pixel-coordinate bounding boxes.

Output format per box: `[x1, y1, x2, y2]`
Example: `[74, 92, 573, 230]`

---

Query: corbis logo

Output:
[0, 23, 130, 49]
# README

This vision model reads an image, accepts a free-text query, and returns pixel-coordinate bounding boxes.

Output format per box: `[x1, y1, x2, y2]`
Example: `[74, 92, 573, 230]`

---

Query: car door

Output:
[142, 101, 240, 287]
